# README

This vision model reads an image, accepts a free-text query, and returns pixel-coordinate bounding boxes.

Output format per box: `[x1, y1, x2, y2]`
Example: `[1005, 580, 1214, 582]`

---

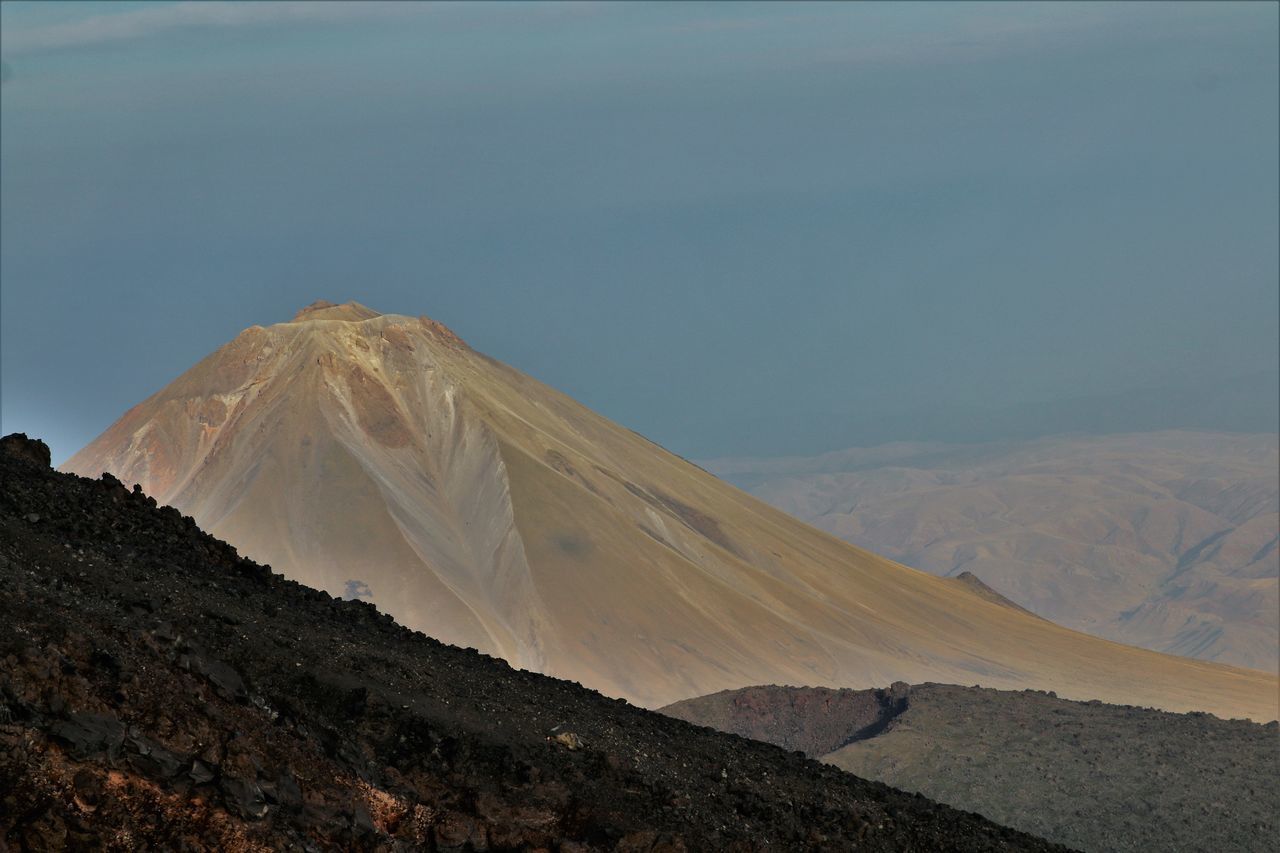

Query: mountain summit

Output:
[63, 303, 1278, 717]
[291, 299, 384, 323]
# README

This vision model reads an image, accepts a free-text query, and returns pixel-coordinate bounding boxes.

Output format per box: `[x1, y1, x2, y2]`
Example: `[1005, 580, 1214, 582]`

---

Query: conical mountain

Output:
[63, 301, 1278, 719]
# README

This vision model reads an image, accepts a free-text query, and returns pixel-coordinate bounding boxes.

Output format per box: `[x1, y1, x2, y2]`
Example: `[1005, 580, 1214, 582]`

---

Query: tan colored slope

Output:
[705, 434, 1280, 672]
[63, 302, 1279, 720]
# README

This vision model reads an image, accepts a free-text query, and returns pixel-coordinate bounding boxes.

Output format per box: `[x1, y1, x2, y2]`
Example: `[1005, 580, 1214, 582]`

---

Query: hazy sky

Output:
[2, 1, 1277, 462]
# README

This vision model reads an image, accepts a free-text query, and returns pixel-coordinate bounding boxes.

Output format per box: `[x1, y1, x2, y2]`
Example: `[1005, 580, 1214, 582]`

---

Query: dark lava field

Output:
[665, 683, 1280, 852]
[0, 433, 1065, 852]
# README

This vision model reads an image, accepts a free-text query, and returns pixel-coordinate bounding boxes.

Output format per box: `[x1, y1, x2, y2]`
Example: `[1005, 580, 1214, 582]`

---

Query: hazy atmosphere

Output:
[2, 1, 1277, 462]
[3, 4, 1278, 849]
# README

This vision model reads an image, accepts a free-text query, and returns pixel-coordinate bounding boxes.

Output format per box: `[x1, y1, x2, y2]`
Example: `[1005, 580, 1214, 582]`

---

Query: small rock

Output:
[49, 712, 126, 760]
[220, 775, 269, 820]
[185, 655, 248, 702]
[126, 734, 185, 779]
[189, 759, 216, 786]
[551, 731, 584, 751]
[71, 769, 103, 812]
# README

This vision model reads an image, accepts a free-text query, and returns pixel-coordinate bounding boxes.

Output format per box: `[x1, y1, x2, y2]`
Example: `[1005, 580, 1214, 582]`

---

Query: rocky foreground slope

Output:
[663, 684, 1280, 852]
[0, 434, 1063, 851]
[62, 302, 1279, 718]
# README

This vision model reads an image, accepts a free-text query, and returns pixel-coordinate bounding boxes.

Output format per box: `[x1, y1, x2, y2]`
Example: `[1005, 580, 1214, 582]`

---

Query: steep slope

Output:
[663, 684, 1280, 853]
[63, 302, 1279, 719]
[1, 434, 1066, 851]
[706, 433, 1280, 672]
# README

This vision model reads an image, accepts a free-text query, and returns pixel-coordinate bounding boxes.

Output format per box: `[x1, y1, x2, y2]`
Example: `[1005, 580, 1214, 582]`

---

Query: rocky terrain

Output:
[60, 302, 1279, 720]
[0, 433, 1066, 851]
[664, 683, 1280, 852]
[705, 432, 1280, 672]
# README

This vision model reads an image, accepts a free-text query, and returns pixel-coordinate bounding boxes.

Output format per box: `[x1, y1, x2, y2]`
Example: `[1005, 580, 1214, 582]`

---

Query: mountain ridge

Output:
[62, 303, 1280, 719]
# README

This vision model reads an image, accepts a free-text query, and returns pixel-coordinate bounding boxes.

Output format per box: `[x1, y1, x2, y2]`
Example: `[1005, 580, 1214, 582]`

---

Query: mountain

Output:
[62, 302, 1278, 719]
[1, 434, 1066, 851]
[662, 683, 1280, 853]
[705, 433, 1280, 672]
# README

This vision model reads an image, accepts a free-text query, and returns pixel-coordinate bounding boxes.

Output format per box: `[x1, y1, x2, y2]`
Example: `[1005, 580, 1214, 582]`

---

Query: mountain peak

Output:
[59, 305, 1280, 718]
[292, 300, 382, 323]
[288, 300, 466, 347]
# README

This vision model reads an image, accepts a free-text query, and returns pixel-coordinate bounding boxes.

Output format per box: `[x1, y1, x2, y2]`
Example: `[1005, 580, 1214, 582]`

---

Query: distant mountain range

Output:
[704, 432, 1279, 672]
[61, 301, 1277, 719]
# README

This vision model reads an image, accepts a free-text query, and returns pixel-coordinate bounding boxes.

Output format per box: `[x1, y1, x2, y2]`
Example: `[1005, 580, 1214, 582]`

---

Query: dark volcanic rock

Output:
[664, 683, 1280, 853]
[0, 432, 51, 468]
[48, 713, 126, 760]
[0, 432, 1066, 851]
[663, 683, 912, 756]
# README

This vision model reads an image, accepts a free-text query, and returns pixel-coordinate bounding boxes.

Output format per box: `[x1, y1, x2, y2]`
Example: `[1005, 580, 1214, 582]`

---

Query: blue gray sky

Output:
[2, 1, 1277, 462]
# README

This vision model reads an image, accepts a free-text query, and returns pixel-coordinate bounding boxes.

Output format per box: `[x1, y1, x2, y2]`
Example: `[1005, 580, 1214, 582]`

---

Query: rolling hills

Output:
[704, 433, 1279, 671]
